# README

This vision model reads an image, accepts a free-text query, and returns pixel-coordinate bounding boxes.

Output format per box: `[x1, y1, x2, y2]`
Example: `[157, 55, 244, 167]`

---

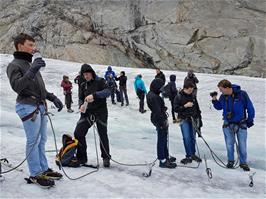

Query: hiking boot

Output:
[126, 103, 129, 106]
[226, 161, 235, 169]
[168, 156, 176, 163]
[180, 157, 192, 164]
[191, 155, 202, 163]
[43, 168, 63, 180]
[121, 103, 124, 106]
[67, 109, 74, 113]
[103, 158, 110, 168]
[27, 174, 55, 188]
[140, 110, 147, 114]
[159, 160, 177, 169]
[240, 163, 250, 171]
[112, 101, 116, 105]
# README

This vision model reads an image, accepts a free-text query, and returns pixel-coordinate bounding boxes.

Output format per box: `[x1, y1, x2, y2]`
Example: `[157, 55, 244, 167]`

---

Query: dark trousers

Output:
[137, 90, 145, 111]
[65, 93, 72, 109]
[110, 88, 116, 103]
[120, 86, 129, 105]
[170, 99, 176, 120]
[74, 113, 110, 162]
[156, 126, 169, 160]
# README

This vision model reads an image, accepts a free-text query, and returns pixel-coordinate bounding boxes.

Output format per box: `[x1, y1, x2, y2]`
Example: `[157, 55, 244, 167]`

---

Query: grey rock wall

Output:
[0, 0, 265, 77]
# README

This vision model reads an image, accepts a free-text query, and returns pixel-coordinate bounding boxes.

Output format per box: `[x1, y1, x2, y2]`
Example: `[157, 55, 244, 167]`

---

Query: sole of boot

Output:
[24, 178, 55, 189]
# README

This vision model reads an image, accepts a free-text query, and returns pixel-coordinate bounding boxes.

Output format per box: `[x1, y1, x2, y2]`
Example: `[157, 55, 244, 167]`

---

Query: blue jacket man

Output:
[134, 74, 147, 113]
[104, 66, 116, 80]
[211, 79, 255, 171]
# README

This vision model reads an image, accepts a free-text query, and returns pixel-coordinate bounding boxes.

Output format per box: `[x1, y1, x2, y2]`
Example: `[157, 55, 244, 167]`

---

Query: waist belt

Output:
[223, 119, 247, 129]
[21, 104, 43, 122]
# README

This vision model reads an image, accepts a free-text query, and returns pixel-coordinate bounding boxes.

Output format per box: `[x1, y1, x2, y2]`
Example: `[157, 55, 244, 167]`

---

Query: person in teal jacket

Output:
[134, 74, 147, 113]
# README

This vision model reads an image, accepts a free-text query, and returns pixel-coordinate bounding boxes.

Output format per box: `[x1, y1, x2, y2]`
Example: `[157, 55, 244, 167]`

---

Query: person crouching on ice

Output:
[147, 78, 177, 168]
[74, 64, 112, 167]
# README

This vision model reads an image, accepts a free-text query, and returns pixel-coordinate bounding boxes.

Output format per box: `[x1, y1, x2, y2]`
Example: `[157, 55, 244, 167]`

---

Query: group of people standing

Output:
[6, 33, 255, 188]
[147, 72, 254, 171]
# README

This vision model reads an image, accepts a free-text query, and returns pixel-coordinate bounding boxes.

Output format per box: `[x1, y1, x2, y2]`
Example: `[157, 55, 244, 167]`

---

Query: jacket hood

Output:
[150, 78, 164, 93]
[107, 66, 112, 71]
[81, 64, 96, 79]
[170, 74, 176, 82]
[135, 74, 142, 80]
[232, 84, 241, 93]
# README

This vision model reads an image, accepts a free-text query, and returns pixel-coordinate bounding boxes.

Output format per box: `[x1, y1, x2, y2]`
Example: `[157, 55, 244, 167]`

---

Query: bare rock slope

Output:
[0, 0, 265, 77]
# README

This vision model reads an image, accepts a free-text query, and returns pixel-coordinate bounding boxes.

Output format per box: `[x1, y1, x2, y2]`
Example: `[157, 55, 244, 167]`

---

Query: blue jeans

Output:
[156, 126, 169, 160]
[180, 120, 196, 157]
[16, 103, 48, 176]
[223, 123, 247, 164]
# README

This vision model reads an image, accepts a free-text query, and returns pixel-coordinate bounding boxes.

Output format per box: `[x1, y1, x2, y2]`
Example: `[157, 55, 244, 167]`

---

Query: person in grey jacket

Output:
[6, 33, 63, 187]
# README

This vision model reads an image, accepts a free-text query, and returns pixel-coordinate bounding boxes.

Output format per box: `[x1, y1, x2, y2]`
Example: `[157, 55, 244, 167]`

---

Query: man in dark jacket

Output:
[115, 71, 129, 106]
[6, 33, 63, 187]
[168, 75, 178, 123]
[74, 72, 85, 87]
[174, 81, 202, 164]
[184, 70, 199, 97]
[155, 68, 166, 85]
[74, 64, 111, 167]
[211, 79, 255, 171]
[147, 78, 177, 169]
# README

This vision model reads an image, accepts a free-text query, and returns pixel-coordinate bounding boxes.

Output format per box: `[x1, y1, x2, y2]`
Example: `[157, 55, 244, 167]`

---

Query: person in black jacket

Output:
[73, 64, 111, 167]
[155, 68, 166, 85]
[184, 70, 199, 97]
[6, 33, 63, 187]
[174, 81, 202, 164]
[168, 74, 178, 123]
[115, 71, 129, 106]
[74, 72, 86, 87]
[147, 78, 177, 169]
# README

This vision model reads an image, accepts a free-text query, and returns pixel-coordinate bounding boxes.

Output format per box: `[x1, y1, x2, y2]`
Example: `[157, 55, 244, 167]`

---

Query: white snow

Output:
[0, 54, 265, 198]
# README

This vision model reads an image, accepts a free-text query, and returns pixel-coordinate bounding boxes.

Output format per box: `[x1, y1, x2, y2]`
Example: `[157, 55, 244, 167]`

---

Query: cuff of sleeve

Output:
[93, 93, 97, 99]
[212, 99, 218, 103]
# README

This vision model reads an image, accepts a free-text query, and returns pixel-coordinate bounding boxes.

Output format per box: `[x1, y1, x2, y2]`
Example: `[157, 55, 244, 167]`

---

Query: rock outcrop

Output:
[0, 0, 265, 77]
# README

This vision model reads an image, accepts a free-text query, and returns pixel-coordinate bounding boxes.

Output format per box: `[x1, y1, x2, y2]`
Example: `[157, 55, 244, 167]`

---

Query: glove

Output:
[210, 91, 218, 97]
[246, 119, 254, 128]
[25, 58, 46, 79]
[53, 97, 63, 112]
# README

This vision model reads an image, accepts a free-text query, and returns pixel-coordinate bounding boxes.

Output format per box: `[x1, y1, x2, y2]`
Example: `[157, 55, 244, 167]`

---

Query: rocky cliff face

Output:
[0, 0, 265, 77]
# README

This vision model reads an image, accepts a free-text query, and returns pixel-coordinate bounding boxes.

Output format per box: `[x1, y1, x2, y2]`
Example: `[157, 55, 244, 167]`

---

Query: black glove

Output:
[210, 91, 218, 97]
[246, 119, 254, 128]
[53, 97, 63, 112]
[25, 58, 46, 79]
